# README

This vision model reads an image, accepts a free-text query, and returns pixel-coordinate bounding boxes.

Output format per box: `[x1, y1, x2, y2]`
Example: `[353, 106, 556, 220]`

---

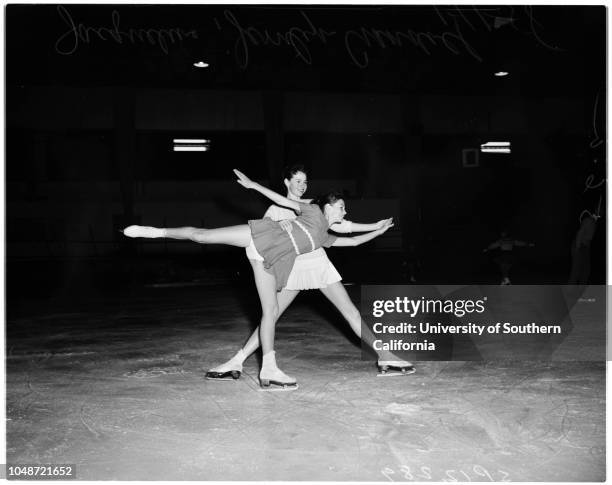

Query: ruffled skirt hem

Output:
[284, 249, 342, 290]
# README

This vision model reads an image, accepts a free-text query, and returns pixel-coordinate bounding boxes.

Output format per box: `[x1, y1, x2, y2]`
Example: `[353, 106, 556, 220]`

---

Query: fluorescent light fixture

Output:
[193, 61, 209, 68]
[494, 71, 509, 77]
[173, 139, 210, 144]
[480, 141, 511, 154]
[174, 146, 209, 152]
[173, 137, 210, 153]
[482, 148, 511, 153]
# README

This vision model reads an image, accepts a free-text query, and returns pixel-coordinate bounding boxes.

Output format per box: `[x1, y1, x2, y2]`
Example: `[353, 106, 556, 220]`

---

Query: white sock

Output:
[261, 350, 277, 372]
[231, 349, 247, 365]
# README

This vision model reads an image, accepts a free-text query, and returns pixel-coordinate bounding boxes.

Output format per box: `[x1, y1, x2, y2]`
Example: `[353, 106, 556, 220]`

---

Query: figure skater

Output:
[124, 170, 399, 389]
[483, 229, 535, 285]
[206, 165, 414, 383]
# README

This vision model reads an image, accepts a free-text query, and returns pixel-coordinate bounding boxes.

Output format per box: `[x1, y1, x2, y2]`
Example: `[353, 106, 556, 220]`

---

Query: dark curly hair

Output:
[311, 192, 344, 211]
[282, 164, 309, 181]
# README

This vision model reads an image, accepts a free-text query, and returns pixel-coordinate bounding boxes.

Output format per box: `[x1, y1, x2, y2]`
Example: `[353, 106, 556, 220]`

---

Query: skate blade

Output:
[258, 383, 299, 392]
[205, 371, 241, 381]
[259, 379, 299, 391]
[377, 368, 416, 377]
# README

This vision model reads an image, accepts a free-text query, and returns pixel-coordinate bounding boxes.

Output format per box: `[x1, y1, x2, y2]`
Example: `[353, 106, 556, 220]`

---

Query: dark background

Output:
[5, 5, 606, 302]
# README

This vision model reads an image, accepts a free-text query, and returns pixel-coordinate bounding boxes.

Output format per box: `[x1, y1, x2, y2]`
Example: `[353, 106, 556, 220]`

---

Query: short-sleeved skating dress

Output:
[248, 204, 354, 290]
[248, 203, 337, 291]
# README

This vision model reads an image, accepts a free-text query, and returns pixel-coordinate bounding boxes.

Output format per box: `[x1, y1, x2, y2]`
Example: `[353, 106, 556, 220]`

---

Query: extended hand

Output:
[379, 219, 395, 232]
[376, 218, 393, 230]
[233, 169, 255, 189]
[279, 220, 293, 233]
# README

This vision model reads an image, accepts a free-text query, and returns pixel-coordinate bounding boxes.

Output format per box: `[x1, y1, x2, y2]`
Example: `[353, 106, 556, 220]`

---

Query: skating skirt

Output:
[244, 246, 341, 290]
[285, 248, 342, 290]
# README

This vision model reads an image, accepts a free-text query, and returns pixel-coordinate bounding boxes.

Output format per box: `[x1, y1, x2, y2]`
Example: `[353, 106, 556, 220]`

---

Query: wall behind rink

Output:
[9, 88, 586, 133]
[7, 87, 598, 283]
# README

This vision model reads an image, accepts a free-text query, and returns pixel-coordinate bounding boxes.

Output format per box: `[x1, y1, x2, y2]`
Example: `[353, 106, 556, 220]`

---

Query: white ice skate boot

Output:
[377, 358, 415, 377]
[123, 225, 166, 238]
[259, 351, 298, 390]
[205, 349, 246, 381]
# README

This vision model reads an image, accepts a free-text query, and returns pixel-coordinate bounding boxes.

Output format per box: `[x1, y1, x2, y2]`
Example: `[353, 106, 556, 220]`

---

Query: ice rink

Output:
[6, 285, 605, 481]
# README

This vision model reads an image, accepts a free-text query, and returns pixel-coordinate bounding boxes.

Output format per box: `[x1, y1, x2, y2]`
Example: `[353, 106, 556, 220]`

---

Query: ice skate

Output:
[259, 351, 298, 391]
[205, 350, 245, 381]
[377, 359, 415, 377]
[123, 225, 166, 239]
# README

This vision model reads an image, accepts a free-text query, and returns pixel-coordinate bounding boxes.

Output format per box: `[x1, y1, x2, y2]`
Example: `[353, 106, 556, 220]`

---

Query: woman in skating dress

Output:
[124, 170, 397, 389]
[206, 165, 414, 385]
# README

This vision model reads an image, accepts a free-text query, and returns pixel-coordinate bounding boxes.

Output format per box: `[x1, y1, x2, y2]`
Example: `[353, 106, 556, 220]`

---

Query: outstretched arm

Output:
[483, 240, 501, 252]
[331, 220, 394, 247]
[513, 240, 535, 247]
[331, 218, 393, 233]
[234, 170, 300, 213]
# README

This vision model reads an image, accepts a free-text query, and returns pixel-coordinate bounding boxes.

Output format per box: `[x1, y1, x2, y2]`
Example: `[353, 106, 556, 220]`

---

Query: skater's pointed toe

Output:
[123, 225, 166, 239]
[123, 225, 141, 238]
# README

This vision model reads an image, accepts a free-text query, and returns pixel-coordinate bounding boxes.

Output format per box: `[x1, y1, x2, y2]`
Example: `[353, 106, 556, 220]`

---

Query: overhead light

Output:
[173, 139, 210, 144]
[494, 71, 509, 77]
[193, 61, 209, 68]
[174, 146, 209, 152]
[173, 137, 211, 152]
[480, 141, 511, 154]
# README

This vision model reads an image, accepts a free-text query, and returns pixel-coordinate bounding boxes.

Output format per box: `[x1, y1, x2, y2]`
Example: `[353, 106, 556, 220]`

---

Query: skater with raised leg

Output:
[124, 169, 395, 389]
[205, 165, 414, 382]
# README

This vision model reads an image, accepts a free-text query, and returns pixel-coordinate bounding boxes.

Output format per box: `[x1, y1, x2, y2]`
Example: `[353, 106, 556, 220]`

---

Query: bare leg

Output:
[319, 282, 413, 365]
[206, 262, 299, 378]
[241, 262, 300, 356]
[249, 259, 296, 385]
[125, 224, 251, 247]
[248, 261, 278, 354]
[319, 283, 362, 336]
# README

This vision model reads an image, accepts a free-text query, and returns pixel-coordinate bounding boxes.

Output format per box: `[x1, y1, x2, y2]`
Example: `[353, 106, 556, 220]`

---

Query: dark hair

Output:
[283, 164, 308, 181]
[311, 191, 344, 211]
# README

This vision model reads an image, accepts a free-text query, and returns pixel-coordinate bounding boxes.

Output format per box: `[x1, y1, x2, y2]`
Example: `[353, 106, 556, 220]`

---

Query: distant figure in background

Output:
[568, 215, 598, 285]
[483, 230, 535, 285]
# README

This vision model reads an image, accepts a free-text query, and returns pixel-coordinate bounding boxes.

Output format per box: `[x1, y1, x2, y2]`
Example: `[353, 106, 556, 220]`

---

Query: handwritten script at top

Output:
[54, 6, 199, 55]
[54, 6, 562, 69]
[216, 6, 562, 68]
